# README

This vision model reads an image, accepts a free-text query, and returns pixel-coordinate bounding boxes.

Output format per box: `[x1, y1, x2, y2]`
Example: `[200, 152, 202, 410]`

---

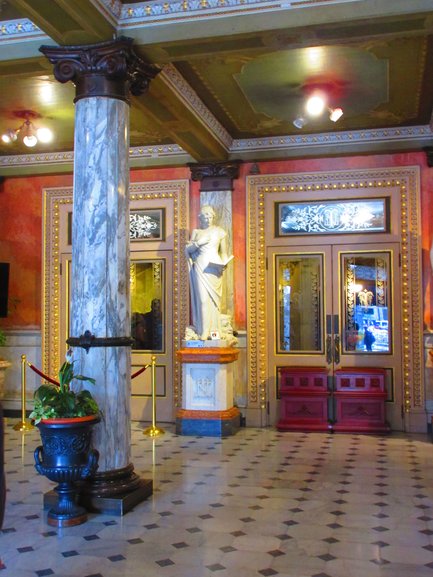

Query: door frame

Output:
[42, 180, 190, 421]
[266, 242, 403, 430]
[247, 167, 424, 432]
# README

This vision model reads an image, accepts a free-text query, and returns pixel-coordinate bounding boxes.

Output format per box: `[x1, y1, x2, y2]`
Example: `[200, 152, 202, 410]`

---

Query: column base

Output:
[176, 407, 241, 437]
[43, 463, 153, 516]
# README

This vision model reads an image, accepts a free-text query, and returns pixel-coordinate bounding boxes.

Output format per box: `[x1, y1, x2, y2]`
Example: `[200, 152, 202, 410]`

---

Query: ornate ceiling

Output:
[0, 0, 431, 174]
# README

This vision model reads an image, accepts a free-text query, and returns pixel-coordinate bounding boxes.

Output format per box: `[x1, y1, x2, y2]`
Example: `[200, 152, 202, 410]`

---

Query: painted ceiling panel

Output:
[174, 35, 429, 139]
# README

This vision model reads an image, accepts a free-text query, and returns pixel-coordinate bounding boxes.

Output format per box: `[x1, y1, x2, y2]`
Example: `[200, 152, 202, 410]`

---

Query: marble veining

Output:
[70, 96, 131, 473]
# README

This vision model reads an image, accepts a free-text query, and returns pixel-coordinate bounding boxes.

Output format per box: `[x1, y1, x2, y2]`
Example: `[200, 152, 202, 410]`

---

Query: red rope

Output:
[131, 364, 150, 379]
[27, 362, 60, 386]
[27, 361, 149, 383]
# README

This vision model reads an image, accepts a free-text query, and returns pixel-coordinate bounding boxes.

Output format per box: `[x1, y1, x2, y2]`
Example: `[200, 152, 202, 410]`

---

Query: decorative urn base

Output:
[34, 415, 100, 527]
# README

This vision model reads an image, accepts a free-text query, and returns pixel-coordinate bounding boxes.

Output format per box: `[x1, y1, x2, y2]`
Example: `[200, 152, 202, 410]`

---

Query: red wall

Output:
[0, 152, 432, 332]
[0, 174, 72, 328]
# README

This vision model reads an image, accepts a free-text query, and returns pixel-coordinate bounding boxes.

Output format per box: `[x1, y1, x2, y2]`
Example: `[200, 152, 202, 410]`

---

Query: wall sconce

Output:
[1, 111, 53, 148]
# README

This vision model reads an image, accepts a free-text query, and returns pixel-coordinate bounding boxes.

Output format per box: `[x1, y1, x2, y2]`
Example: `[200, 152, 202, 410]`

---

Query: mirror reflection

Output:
[342, 252, 391, 353]
[276, 254, 323, 353]
[131, 260, 164, 351]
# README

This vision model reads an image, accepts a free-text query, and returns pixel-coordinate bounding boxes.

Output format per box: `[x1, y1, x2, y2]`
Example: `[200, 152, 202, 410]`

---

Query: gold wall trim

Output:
[43, 180, 189, 411]
[247, 167, 423, 417]
[42, 189, 72, 380]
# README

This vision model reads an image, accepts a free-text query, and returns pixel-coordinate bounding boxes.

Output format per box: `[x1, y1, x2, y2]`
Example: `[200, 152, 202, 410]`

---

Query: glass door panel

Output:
[341, 251, 391, 354]
[131, 260, 164, 352]
[276, 254, 323, 353]
[130, 251, 173, 423]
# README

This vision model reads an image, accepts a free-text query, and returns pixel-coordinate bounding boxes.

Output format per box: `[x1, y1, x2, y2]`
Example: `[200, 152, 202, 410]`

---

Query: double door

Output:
[267, 242, 403, 430]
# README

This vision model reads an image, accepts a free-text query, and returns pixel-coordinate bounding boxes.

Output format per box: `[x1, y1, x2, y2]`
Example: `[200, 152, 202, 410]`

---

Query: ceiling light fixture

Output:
[293, 99, 344, 129]
[293, 81, 345, 129]
[1, 111, 53, 148]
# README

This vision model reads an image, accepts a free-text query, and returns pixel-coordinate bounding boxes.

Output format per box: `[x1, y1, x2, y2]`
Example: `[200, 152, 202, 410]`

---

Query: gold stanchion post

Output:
[13, 354, 34, 432]
[143, 355, 165, 437]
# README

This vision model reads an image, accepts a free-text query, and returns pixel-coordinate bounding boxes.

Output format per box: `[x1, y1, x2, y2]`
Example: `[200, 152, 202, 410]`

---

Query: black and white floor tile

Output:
[1, 421, 433, 576]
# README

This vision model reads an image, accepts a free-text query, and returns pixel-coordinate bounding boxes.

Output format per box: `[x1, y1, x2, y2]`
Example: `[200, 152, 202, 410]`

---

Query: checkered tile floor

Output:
[2, 420, 433, 576]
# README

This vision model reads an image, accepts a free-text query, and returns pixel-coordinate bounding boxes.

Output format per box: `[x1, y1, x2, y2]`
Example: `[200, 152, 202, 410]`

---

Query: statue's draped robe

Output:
[188, 226, 227, 340]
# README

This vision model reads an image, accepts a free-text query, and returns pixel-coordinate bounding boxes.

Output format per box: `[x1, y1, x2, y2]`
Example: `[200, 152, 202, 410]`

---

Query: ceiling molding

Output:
[0, 18, 42, 42]
[231, 125, 433, 159]
[109, 0, 433, 48]
[0, 144, 193, 175]
[110, 0, 433, 27]
[160, 64, 233, 151]
[1, 125, 430, 175]
[96, 0, 122, 20]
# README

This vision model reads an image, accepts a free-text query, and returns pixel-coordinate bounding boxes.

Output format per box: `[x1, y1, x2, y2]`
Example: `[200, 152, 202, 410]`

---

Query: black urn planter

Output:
[34, 415, 100, 527]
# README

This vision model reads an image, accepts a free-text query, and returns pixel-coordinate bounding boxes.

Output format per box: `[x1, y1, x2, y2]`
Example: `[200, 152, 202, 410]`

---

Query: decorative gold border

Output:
[43, 180, 189, 411]
[247, 167, 422, 418]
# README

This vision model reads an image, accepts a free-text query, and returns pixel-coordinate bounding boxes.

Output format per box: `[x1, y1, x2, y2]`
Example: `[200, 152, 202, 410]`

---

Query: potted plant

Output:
[0, 329, 11, 400]
[30, 350, 101, 528]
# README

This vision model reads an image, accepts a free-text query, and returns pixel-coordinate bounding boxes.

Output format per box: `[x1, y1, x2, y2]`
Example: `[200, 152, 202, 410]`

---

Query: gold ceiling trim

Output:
[247, 167, 423, 418]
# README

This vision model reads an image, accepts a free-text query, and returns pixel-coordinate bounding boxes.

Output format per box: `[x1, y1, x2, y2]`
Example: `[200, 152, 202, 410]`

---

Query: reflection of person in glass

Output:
[185, 206, 232, 340]
[131, 298, 162, 350]
[363, 324, 376, 351]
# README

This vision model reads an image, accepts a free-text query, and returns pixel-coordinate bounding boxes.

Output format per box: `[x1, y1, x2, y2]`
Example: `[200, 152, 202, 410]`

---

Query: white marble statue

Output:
[185, 205, 233, 341]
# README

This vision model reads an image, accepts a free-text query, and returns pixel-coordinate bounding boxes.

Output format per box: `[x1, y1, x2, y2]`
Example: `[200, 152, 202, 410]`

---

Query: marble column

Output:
[40, 38, 159, 510]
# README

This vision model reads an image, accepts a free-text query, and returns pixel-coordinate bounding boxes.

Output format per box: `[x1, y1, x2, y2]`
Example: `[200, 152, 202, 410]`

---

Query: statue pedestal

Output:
[176, 347, 240, 436]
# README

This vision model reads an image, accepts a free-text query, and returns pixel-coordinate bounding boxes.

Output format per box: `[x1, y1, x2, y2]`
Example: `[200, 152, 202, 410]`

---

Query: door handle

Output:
[334, 334, 340, 365]
[326, 334, 333, 364]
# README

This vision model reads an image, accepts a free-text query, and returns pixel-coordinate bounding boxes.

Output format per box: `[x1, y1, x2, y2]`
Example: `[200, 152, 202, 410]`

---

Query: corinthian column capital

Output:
[40, 36, 160, 103]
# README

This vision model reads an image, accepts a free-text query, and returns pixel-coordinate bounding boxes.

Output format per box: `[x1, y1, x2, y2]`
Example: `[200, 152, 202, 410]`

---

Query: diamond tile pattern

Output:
[1, 423, 433, 576]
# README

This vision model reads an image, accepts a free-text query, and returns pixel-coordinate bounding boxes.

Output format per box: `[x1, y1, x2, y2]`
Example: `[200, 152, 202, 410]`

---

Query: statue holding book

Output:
[185, 205, 234, 341]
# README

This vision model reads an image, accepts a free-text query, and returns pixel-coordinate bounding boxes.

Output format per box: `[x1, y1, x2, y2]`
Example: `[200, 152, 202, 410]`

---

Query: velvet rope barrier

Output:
[27, 361, 150, 383]
[131, 364, 150, 379]
[27, 362, 60, 385]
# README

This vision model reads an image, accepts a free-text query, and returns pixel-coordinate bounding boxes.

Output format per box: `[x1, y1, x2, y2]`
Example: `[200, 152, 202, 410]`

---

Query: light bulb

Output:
[293, 117, 307, 129]
[23, 134, 37, 147]
[1, 129, 17, 144]
[305, 94, 326, 117]
[330, 108, 343, 122]
[36, 127, 53, 143]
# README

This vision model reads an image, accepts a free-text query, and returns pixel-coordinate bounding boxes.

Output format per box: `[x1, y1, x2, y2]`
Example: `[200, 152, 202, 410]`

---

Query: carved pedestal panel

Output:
[176, 347, 240, 436]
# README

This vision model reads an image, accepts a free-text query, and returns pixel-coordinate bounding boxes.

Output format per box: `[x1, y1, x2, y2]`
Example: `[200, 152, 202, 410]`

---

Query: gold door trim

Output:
[247, 167, 422, 419]
[42, 180, 190, 409]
